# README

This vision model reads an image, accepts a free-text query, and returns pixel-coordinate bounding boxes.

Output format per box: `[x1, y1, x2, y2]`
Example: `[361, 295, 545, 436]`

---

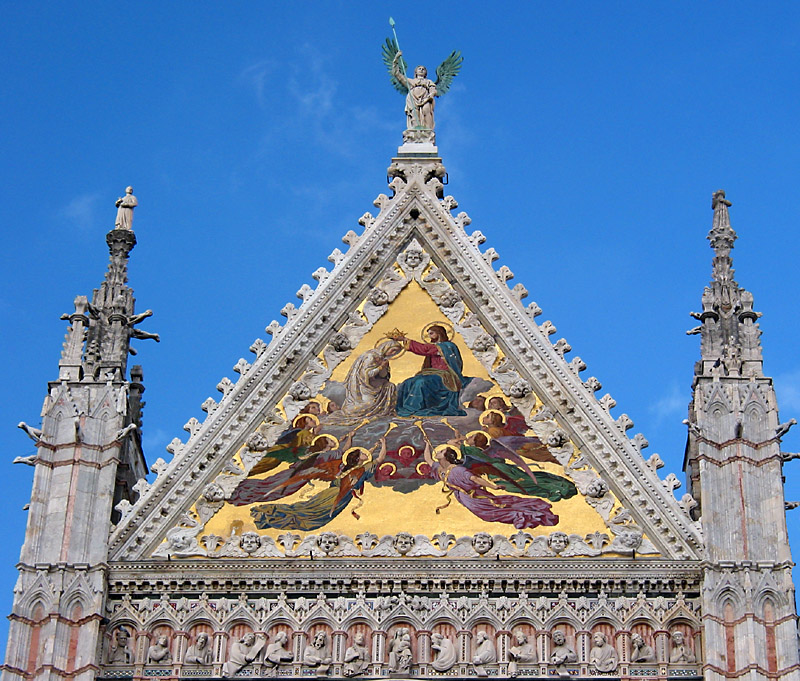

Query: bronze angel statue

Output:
[382, 38, 463, 130]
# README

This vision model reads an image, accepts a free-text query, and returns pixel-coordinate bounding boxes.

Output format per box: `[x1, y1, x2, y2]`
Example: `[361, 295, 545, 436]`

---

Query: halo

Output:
[420, 321, 455, 342]
[374, 337, 406, 358]
[433, 443, 462, 463]
[398, 445, 416, 456]
[479, 409, 507, 426]
[486, 394, 509, 409]
[379, 462, 397, 476]
[466, 430, 492, 445]
[312, 433, 339, 450]
[293, 413, 320, 428]
[342, 446, 371, 465]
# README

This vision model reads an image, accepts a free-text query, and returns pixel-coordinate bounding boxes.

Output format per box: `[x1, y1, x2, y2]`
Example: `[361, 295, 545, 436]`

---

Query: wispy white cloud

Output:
[238, 59, 277, 109]
[60, 192, 101, 232]
[648, 381, 685, 423]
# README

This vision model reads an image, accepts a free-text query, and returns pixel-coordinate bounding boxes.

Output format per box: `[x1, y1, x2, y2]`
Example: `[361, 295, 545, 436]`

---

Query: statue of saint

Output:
[115, 186, 137, 231]
[343, 633, 370, 677]
[382, 39, 462, 130]
[589, 632, 618, 673]
[184, 632, 213, 665]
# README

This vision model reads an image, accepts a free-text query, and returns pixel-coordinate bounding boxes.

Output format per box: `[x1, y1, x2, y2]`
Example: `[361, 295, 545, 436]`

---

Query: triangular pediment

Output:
[109, 154, 702, 562]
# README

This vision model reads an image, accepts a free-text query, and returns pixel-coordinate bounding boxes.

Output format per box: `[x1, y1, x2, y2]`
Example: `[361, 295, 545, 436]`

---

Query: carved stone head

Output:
[509, 380, 531, 399]
[631, 633, 644, 648]
[415, 65, 428, 78]
[404, 249, 423, 268]
[202, 482, 225, 503]
[514, 632, 528, 645]
[472, 532, 494, 555]
[671, 631, 685, 645]
[552, 630, 566, 647]
[195, 633, 209, 649]
[240, 531, 262, 554]
[585, 479, 609, 498]
[548, 532, 569, 554]
[368, 288, 390, 306]
[242, 632, 256, 647]
[115, 627, 131, 644]
[330, 333, 351, 353]
[353, 633, 365, 646]
[274, 631, 288, 645]
[313, 632, 328, 649]
[393, 532, 415, 555]
[592, 632, 607, 647]
[617, 528, 643, 550]
[317, 532, 340, 554]
[476, 631, 488, 644]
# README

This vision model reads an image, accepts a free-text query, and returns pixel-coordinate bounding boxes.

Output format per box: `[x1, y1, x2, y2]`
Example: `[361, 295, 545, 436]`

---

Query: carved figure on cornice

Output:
[106, 626, 133, 665]
[562, 533, 601, 557]
[472, 631, 497, 677]
[388, 628, 413, 672]
[264, 631, 294, 669]
[304, 631, 332, 674]
[669, 630, 696, 663]
[547, 531, 569, 555]
[325, 340, 403, 426]
[222, 632, 265, 677]
[508, 631, 537, 676]
[114, 186, 137, 231]
[550, 631, 577, 673]
[589, 632, 618, 673]
[153, 520, 203, 558]
[607, 525, 658, 555]
[430, 632, 457, 672]
[630, 633, 656, 663]
[343, 632, 370, 677]
[398, 246, 428, 277]
[147, 634, 172, 664]
[184, 632, 213, 665]
[382, 38, 462, 131]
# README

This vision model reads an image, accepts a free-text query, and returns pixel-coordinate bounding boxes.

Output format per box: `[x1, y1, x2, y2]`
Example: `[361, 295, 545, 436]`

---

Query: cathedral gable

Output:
[109, 161, 700, 563]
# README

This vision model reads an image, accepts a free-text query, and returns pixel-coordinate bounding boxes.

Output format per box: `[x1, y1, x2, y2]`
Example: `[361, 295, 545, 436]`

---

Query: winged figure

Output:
[382, 38, 463, 129]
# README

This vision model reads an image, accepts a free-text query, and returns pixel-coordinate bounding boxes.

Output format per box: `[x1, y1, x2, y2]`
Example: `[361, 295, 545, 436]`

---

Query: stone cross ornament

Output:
[382, 28, 462, 136]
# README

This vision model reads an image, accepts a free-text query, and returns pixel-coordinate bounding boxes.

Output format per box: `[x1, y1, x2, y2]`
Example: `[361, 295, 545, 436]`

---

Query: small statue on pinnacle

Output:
[115, 186, 137, 231]
[382, 19, 462, 138]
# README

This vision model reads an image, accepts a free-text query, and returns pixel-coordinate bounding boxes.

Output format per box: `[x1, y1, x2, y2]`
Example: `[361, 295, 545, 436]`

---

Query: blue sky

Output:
[1, 2, 799, 652]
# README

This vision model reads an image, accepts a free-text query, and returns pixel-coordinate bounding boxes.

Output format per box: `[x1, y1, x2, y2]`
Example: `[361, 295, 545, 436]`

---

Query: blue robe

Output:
[396, 341, 472, 417]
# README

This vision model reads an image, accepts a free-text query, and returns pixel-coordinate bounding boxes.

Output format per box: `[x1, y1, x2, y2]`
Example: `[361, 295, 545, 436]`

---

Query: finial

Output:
[114, 186, 138, 231]
[381, 33, 462, 146]
[708, 189, 736, 255]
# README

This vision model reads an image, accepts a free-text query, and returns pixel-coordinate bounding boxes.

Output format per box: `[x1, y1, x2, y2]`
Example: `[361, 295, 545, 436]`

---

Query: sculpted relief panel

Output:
[101, 590, 701, 678]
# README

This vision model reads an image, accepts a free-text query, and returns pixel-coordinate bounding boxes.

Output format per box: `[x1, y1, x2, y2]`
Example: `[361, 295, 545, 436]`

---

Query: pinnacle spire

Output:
[689, 190, 762, 378]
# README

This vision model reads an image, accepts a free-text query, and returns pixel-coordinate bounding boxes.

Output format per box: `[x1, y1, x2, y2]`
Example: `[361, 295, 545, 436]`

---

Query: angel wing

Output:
[382, 38, 408, 94]
[330, 535, 361, 557]
[407, 534, 445, 557]
[446, 536, 478, 557]
[525, 535, 555, 557]
[561, 534, 600, 557]
[487, 535, 522, 557]
[289, 534, 321, 557]
[252, 535, 285, 558]
[364, 535, 399, 557]
[435, 50, 463, 95]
